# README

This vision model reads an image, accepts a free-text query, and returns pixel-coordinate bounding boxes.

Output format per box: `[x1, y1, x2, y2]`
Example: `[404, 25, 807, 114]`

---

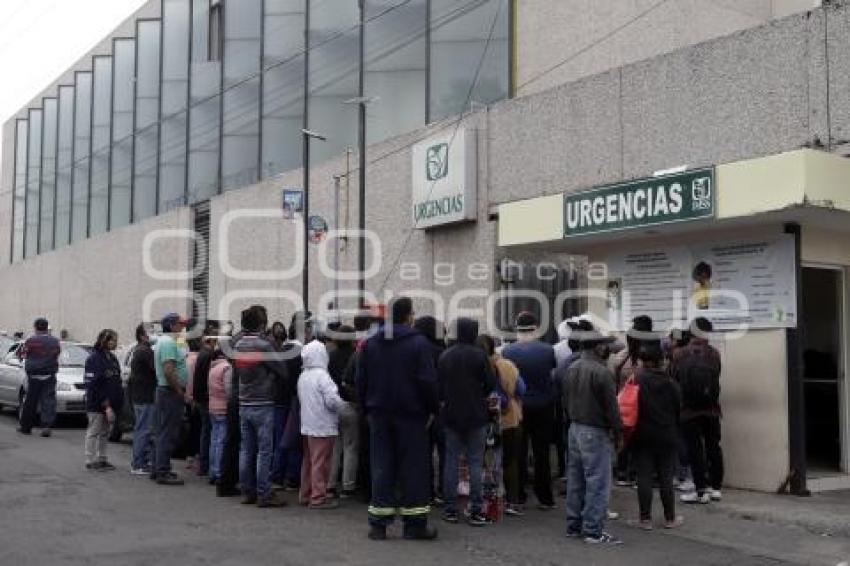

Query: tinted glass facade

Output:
[8, 0, 511, 263]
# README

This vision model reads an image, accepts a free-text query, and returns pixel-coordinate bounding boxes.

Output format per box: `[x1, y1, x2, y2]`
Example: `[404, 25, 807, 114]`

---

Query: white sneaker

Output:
[676, 479, 696, 492]
[709, 489, 722, 501]
[129, 467, 150, 476]
[680, 492, 710, 504]
[607, 510, 620, 520]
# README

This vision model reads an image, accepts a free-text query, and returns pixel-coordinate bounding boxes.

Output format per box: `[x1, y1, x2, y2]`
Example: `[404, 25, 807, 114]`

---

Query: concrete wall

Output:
[516, 0, 821, 97]
[493, 6, 831, 205]
[0, 208, 191, 343]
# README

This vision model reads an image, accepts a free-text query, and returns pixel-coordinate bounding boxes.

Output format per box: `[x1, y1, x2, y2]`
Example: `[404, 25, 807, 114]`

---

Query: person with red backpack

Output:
[671, 317, 723, 505]
[632, 341, 683, 529]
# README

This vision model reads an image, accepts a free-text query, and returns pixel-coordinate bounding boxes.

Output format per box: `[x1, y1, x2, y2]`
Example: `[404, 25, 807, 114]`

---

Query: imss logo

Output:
[426, 143, 449, 181]
[691, 176, 712, 210]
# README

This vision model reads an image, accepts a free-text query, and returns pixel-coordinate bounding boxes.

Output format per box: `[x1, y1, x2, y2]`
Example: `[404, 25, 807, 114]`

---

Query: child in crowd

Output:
[298, 340, 346, 509]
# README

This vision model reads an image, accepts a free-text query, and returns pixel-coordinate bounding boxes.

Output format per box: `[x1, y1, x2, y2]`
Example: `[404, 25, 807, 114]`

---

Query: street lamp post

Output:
[301, 128, 327, 312]
[342, 96, 377, 309]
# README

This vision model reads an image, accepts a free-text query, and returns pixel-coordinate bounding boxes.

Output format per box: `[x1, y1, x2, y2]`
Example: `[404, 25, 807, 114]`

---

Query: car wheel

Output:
[17, 390, 25, 424]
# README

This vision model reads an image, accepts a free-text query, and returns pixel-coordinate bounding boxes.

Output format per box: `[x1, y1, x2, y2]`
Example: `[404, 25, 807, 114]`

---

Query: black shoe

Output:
[403, 525, 438, 541]
[257, 495, 287, 508]
[368, 526, 387, 541]
[442, 510, 459, 524]
[217, 486, 241, 497]
[156, 473, 184, 486]
[99, 461, 116, 471]
[242, 495, 258, 505]
[40, 428, 52, 438]
[85, 462, 98, 470]
[16, 427, 31, 435]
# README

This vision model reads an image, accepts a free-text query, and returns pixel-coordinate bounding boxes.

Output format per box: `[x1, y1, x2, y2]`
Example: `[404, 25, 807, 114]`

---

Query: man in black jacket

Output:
[564, 328, 622, 545]
[130, 324, 157, 474]
[438, 318, 498, 527]
[192, 332, 215, 477]
[18, 318, 61, 436]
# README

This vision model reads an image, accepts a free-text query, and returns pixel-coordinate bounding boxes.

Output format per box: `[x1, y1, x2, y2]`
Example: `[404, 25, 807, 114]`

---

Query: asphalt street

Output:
[0, 412, 848, 566]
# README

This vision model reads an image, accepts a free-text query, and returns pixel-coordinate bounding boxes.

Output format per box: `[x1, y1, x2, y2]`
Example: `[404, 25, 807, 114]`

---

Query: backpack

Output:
[678, 346, 720, 410]
[617, 375, 639, 444]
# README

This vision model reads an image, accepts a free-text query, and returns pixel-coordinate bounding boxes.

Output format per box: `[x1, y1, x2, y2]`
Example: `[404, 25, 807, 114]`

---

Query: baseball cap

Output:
[161, 312, 188, 329]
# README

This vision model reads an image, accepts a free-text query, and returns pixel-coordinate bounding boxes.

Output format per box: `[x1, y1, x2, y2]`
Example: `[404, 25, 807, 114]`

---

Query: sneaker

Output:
[156, 473, 185, 486]
[130, 467, 150, 476]
[709, 489, 722, 501]
[309, 499, 340, 510]
[442, 510, 459, 524]
[241, 495, 258, 505]
[537, 502, 557, 511]
[368, 526, 387, 541]
[664, 516, 685, 529]
[680, 492, 710, 504]
[584, 532, 623, 546]
[504, 504, 524, 517]
[676, 479, 696, 492]
[566, 530, 583, 539]
[98, 462, 116, 471]
[468, 512, 490, 527]
[607, 510, 620, 521]
[402, 525, 438, 540]
[615, 479, 635, 488]
[40, 428, 52, 438]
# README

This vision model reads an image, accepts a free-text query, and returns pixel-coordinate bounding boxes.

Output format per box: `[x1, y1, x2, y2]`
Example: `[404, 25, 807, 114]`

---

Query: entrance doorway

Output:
[802, 266, 845, 473]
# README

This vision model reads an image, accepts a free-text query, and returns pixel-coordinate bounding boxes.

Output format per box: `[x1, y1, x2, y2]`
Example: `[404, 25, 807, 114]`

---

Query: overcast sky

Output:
[0, 0, 147, 159]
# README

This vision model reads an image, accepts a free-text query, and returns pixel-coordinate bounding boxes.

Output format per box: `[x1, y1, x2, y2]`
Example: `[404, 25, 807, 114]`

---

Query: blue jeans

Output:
[209, 414, 227, 482]
[443, 426, 488, 515]
[565, 423, 613, 538]
[131, 403, 155, 470]
[154, 388, 185, 475]
[239, 405, 275, 502]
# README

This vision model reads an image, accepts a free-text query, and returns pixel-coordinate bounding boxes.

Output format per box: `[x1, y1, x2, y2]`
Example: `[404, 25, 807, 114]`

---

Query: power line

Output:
[516, 0, 671, 92]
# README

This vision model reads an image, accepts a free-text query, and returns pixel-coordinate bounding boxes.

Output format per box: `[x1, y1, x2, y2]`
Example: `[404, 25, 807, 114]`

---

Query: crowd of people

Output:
[12, 300, 724, 547]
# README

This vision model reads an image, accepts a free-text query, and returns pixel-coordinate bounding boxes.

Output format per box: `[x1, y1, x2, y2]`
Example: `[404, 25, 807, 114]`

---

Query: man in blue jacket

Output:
[18, 318, 61, 437]
[356, 296, 438, 541]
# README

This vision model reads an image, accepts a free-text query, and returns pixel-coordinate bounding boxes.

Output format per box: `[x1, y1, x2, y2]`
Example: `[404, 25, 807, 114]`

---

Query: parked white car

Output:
[0, 341, 92, 421]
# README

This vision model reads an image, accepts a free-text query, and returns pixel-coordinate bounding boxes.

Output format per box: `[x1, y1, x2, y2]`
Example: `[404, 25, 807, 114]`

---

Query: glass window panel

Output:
[55, 85, 75, 248]
[110, 38, 136, 230]
[429, 0, 509, 122]
[221, 0, 261, 191]
[40, 97, 58, 253]
[189, 0, 221, 202]
[72, 72, 92, 243]
[261, 0, 304, 178]
[364, 0, 426, 144]
[308, 0, 359, 164]
[192, 0, 208, 63]
[90, 56, 113, 237]
[133, 20, 161, 222]
[160, 0, 191, 212]
[12, 120, 27, 262]
[25, 109, 42, 258]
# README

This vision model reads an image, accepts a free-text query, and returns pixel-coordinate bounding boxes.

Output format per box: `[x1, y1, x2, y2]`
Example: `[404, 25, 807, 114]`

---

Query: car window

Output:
[59, 344, 91, 367]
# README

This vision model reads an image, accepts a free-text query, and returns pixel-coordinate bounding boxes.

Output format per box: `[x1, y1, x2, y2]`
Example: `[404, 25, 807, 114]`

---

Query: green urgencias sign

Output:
[563, 168, 714, 237]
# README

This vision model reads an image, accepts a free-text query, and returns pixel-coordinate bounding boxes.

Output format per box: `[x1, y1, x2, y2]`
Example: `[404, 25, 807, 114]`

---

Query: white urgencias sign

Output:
[411, 128, 477, 229]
